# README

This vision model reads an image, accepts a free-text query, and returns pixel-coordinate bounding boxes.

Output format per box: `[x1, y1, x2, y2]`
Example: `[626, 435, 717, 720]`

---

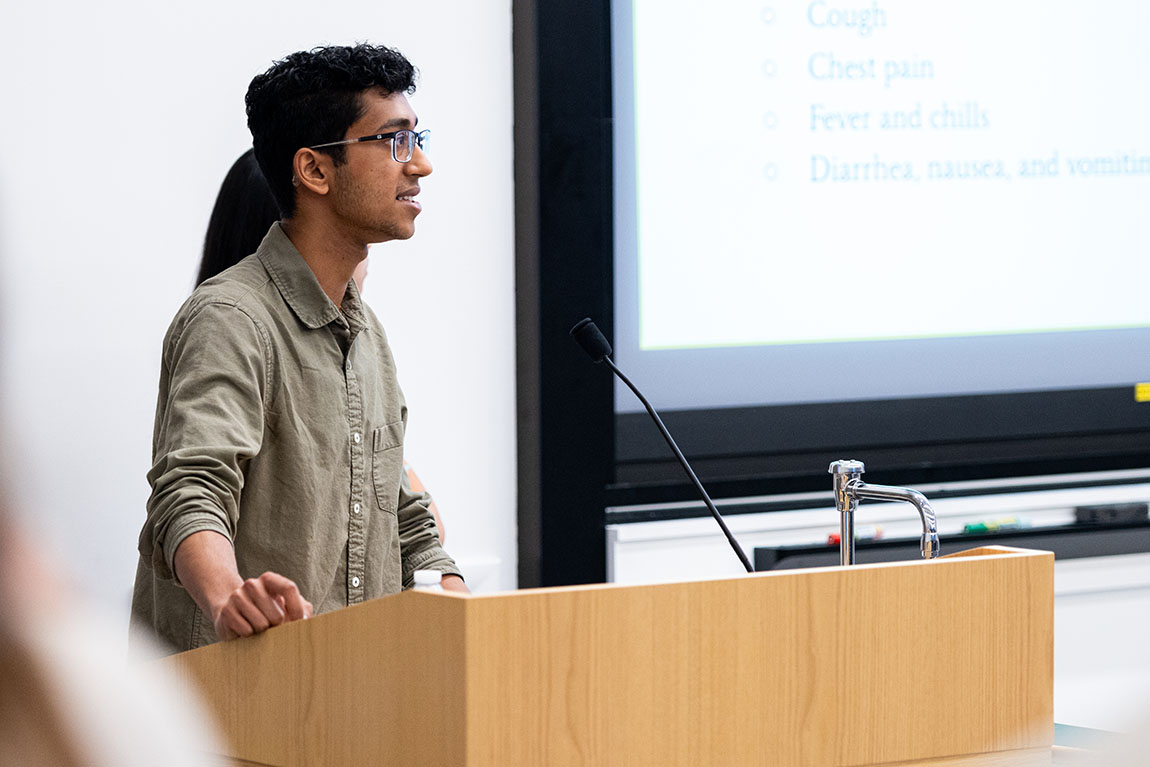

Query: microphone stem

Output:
[604, 357, 755, 573]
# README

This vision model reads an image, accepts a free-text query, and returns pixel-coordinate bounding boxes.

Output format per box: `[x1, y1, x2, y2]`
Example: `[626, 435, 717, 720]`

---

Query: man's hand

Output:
[174, 530, 313, 641]
[211, 571, 314, 640]
[441, 574, 470, 594]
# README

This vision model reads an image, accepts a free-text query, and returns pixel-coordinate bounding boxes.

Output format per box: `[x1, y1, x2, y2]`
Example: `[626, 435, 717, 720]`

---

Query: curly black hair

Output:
[245, 43, 417, 216]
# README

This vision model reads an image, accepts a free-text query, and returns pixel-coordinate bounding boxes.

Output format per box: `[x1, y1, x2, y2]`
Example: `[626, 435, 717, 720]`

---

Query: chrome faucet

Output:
[828, 460, 941, 566]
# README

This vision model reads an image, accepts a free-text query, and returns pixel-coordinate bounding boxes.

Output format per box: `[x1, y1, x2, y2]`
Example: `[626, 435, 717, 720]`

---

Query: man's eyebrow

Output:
[375, 116, 416, 132]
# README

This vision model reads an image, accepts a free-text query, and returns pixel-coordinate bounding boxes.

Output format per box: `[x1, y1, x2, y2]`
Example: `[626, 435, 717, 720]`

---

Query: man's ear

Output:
[292, 148, 332, 197]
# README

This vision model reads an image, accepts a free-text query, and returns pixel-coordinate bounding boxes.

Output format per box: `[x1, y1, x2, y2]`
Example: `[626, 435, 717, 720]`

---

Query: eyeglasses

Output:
[310, 129, 430, 163]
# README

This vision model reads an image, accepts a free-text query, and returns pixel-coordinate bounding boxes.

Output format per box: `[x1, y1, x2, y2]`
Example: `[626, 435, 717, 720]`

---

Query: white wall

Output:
[0, 1, 517, 622]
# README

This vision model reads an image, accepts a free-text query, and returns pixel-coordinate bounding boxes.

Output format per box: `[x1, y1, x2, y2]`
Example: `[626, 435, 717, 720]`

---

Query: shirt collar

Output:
[256, 222, 358, 330]
[341, 278, 368, 336]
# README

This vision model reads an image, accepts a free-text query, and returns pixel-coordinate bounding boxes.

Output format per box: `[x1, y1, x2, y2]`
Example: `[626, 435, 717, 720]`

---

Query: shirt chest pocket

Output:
[371, 421, 405, 514]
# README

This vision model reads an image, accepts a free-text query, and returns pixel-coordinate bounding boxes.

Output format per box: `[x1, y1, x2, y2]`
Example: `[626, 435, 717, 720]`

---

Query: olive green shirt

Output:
[131, 223, 459, 654]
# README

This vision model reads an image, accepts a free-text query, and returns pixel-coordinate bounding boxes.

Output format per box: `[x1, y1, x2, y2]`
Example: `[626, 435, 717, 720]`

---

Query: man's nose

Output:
[407, 146, 432, 177]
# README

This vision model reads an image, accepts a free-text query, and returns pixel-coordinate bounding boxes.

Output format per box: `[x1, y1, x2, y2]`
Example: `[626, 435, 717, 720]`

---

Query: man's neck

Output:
[280, 215, 366, 309]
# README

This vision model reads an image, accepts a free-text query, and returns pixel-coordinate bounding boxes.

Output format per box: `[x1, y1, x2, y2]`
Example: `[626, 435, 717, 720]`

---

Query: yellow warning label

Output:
[1136, 383, 1150, 402]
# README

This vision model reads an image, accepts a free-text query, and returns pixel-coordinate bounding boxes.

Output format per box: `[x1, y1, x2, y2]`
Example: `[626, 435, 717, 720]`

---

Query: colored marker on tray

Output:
[827, 525, 884, 545]
[962, 516, 1031, 535]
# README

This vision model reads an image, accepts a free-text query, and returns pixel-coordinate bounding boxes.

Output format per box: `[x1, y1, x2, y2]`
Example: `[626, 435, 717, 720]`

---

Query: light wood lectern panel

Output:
[165, 546, 1053, 766]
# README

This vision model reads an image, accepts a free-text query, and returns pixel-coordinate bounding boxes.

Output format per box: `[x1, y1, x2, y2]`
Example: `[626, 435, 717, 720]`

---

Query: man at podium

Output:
[131, 44, 466, 655]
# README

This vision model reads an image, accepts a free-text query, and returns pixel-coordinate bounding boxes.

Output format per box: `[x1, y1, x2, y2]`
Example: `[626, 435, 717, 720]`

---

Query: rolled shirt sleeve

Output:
[396, 467, 462, 587]
[138, 302, 270, 582]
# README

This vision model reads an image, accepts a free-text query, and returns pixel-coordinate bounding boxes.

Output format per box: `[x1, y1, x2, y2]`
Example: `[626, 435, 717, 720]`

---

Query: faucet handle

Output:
[828, 459, 865, 476]
[829, 460, 865, 521]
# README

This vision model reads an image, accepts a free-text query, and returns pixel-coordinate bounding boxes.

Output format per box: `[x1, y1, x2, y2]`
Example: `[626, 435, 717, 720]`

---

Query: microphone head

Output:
[570, 318, 613, 362]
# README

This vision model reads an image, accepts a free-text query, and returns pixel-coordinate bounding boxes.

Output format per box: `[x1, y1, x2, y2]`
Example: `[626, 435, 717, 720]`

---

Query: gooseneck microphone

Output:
[570, 318, 754, 573]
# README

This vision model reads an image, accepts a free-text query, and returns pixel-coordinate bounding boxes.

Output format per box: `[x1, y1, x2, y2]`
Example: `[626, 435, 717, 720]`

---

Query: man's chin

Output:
[366, 225, 416, 244]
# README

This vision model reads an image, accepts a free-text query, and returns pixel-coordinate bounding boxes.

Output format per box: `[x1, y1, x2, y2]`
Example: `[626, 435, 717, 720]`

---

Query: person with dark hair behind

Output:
[198, 148, 447, 540]
[197, 149, 280, 287]
[132, 44, 466, 655]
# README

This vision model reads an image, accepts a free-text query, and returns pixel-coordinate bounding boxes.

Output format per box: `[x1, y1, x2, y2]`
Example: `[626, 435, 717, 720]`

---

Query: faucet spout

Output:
[846, 480, 941, 560]
[828, 460, 941, 565]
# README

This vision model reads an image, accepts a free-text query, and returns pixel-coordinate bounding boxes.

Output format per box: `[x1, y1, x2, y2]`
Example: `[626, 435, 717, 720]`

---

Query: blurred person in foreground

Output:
[131, 43, 466, 656]
[0, 189, 221, 765]
[199, 148, 446, 543]
[0, 494, 223, 765]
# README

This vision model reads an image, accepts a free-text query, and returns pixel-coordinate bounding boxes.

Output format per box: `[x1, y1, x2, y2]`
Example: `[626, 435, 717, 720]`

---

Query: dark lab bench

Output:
[754, 521, 1150, 571]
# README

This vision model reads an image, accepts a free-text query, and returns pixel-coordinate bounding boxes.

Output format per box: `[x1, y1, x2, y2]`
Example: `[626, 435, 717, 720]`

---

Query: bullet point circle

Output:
[761, 7, 776, 24]
[763, 163, 779, 180]
[762, 59, 777, 77]
[763, 111, 778, 129]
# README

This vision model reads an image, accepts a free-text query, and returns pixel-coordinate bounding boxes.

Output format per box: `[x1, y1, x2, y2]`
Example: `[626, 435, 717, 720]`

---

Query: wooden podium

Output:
[164, 546, 1053, 766]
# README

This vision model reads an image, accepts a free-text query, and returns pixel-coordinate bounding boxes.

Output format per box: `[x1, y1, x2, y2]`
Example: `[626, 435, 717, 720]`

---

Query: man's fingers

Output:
[272, 592, 311, 618]
[258, 572, 310, 622]
[233, 592, 273, 633]
[215, 572, 310, 641]
[216, 602, 255, 640]
[242, 577, 286, 627]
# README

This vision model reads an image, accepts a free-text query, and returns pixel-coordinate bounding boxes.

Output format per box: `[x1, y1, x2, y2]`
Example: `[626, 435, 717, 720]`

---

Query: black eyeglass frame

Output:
[309, 129, 430, 163]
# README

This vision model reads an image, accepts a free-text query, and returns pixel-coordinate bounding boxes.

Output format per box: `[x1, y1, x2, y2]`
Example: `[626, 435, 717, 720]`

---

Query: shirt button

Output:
[351, 576, 361, 588]
[353, 503, 361, 514]
[353, 432, 362, 444]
